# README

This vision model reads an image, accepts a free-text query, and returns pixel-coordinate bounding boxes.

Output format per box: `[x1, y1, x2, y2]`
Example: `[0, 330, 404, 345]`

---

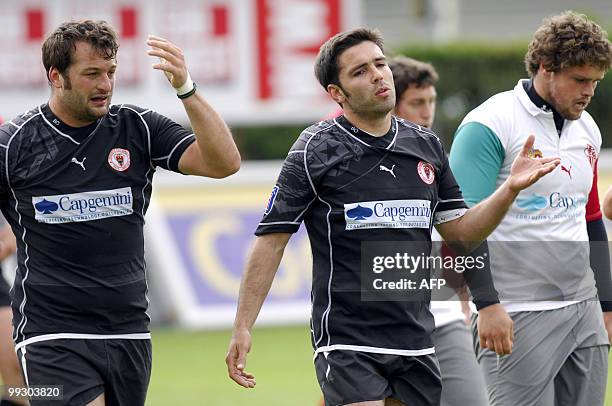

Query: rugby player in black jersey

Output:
[0, 20, 240, 406]
[226, 28, 557, 406]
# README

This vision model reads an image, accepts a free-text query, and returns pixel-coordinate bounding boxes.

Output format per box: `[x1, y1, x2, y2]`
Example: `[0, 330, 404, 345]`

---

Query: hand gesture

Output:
[226, 329, 256, 388]
[147, 35, 190, 89]
[507, 135, 560, 193]
[477, 303, 514, 356]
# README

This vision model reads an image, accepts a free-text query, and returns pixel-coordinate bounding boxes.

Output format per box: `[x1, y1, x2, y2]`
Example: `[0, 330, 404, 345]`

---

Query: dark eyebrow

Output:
[574, 73, 604, 81]
[349, 56, 387, 75]
[349, 63, 367, 75]
[82, 65, 117, 73]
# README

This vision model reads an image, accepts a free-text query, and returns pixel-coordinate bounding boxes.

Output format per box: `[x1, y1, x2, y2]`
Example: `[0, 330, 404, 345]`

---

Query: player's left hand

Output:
[226, 328, 256, 388]
[603, 311, 612, 344]
[477, 303, 514, 356]
[146, 35, 190, 89]
[507, 135, 560, 193]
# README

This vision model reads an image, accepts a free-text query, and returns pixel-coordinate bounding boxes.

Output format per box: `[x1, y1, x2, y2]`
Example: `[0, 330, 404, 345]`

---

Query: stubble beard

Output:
[63, 91, 109, 124]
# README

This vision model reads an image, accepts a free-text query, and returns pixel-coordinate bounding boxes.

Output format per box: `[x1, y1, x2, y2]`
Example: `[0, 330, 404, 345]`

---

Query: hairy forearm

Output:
[443, 180, 518, 251]
[234, 234, 290, 331]
[181, 91, 240, 177]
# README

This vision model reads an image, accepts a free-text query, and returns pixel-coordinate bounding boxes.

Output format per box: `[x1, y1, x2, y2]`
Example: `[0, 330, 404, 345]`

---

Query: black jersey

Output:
[1, 104, 195, 344]
[256, 116, 467, 355]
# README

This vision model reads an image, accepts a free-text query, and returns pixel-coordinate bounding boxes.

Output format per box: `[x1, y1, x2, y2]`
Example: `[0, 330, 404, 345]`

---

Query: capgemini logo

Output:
[516, 194, 547, 212]
[346, 205, 373, 221]
[34, 199, 59, 214]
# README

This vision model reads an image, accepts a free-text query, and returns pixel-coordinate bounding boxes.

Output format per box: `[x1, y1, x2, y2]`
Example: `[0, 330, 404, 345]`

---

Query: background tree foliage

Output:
[233, 42, 612, 159]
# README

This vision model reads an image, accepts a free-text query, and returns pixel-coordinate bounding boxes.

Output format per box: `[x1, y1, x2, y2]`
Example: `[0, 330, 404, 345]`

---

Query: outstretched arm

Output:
[147, 35, 240, 178]
[226, 233, 291, 388]
[437, 135, 559, 250]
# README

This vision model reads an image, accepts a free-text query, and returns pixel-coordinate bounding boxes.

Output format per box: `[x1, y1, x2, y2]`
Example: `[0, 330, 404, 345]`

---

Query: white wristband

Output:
[175, 73, 194, 96]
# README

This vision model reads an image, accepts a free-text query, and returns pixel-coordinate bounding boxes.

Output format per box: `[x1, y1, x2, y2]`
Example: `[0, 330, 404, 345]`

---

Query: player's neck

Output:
[342, 110, 392, 137]
[532, 75, 553, 107]
[48, 96, 96, 128]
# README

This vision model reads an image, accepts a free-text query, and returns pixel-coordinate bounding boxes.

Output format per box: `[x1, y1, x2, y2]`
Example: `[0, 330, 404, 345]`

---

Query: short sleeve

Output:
[143, 110, 195, 173]
[586, 159, 602, 222]
[450, 122, 505, 207]
[434, 149, 468, 225]
[255, 147, 317, 236]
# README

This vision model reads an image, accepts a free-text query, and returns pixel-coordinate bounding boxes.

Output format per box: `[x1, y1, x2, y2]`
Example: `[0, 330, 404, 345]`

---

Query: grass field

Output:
[146, 174, 612, 405]
[147, 325, 612, 406]
[147, 325, 321, 406]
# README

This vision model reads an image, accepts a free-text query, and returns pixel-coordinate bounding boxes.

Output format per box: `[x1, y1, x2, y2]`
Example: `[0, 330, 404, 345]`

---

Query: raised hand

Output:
[146, 35, 189, 89]
[507, 135, 560, 193]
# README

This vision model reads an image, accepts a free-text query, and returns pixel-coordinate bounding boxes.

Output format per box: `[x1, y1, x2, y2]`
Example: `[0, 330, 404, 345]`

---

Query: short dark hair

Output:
[42, 20, 119, 82]
[525, 11, 612, 77]
[314, 28, 384, 90]
[388, 56, 438, 104]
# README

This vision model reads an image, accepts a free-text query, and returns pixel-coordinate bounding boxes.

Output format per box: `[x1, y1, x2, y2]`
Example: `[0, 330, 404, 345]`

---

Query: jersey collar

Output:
[40, 104, 102, 144]
[523, 79, 564, 136]
[333, 115, 398, 150]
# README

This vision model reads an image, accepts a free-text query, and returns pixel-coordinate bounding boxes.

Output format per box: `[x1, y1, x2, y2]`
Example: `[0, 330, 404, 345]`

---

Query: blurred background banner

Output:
[0, 0, 360, 125]
[146, 162, 313, 329]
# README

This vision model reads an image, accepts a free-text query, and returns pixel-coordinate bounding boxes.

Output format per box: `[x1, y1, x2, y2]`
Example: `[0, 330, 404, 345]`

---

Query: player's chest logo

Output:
[108, 148, 131, 172]
[560, 163, 572, 179]
[379, 164, 396, 178]
[417, 161, 435, 185]
[71, 156, 86, 171]
[584, 143, 597, 169]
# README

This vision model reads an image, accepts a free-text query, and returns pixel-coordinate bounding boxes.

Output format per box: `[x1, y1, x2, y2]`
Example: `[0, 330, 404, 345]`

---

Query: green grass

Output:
[147, 325, 612, 406]
[146, 176, 612, 405]
[147, 325, 321, 406]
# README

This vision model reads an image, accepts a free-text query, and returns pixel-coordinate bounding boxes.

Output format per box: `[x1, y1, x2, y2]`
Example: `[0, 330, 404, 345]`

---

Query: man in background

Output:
[450, 11, 612, 405]
[389, 55, 490, 406]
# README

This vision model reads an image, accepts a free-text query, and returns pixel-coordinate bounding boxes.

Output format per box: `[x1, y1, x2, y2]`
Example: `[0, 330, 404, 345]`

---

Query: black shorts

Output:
[0, 266, 10, 307]
[17, 338, 152, 406]
[315, 350, 441, 406]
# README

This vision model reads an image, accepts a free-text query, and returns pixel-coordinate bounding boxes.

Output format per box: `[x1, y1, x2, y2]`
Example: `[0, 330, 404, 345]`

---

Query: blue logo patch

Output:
[265, 186, 280, 215]
[32, 187, 133, 224]
[346, 205, 373, 220]
[516, 194, 548, 212]
[344, 199, 431, 230]
[34, 199, 59, 214]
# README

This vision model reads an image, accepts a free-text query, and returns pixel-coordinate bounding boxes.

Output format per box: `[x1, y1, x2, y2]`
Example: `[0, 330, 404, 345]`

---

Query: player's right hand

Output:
[477, 303, 514, 356]
[507, 134, 560, 193]
[226, 328, 256, 388]
[146, 35, 189, 89]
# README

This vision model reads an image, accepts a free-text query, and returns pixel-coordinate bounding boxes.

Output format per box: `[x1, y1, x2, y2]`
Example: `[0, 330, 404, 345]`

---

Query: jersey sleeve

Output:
[434, 146, 468, 225]
[586, 159, 602, 222]
[255, 137, 317, 236]
[0, 125, 10, 198]
[142, 110, 195, 173]
[449, 122, 505, 207]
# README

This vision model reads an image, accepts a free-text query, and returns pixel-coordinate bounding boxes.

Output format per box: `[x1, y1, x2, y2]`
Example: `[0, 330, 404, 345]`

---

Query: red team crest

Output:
[584, 144, 597, 169]
[417, 161, 435, 184]
[108, 148, 131, 172]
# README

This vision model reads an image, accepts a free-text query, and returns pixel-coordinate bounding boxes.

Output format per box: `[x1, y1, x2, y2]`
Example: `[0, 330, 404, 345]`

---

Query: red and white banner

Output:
[0, 0, 360, 124]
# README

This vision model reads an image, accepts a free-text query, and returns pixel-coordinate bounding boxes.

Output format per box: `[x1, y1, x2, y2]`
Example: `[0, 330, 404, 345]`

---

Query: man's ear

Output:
[327, 84, 346, 105]
[48, 67, 63, 89]
[538, 62, 552, 78]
